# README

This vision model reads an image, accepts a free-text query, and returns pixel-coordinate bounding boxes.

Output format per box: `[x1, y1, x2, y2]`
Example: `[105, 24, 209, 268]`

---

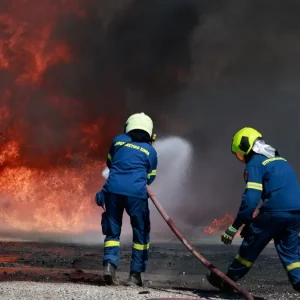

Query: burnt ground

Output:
[0, 241, 296, 299]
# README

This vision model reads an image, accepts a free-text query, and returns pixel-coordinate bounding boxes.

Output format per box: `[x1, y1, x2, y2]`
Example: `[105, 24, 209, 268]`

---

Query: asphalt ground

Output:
[0, 241, 297, 299]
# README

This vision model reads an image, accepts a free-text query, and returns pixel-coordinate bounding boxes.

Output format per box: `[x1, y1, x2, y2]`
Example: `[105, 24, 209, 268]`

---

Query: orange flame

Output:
[0, 5, 74, 85]
[0, 162, 105, 233]
[204, 209, 261, 234]
[0, 0, 116, 233]
[204, 213, 234, 234]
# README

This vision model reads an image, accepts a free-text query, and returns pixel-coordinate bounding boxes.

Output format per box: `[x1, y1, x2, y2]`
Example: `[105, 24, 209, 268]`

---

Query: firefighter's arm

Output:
[232, 165, 263, 230]
[147, 149, 158, 185]
[106, 143, 114, 169]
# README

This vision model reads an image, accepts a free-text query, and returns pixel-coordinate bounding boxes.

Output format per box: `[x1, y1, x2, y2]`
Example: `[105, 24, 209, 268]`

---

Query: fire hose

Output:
[147, 185, 254, 300]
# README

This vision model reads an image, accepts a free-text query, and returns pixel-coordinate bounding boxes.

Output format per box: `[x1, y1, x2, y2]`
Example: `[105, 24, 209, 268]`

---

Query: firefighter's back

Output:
[103, 133, 157, 199]
[250, 154, 300, 212]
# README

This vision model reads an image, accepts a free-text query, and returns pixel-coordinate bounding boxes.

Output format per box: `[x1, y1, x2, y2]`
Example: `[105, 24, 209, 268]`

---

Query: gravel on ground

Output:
[0, 282, 202, 300]
[0, 281, 299, 300]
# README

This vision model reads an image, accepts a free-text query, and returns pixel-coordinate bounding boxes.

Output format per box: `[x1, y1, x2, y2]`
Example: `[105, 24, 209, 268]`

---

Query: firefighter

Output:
[206, 127, 300, 292]
[95, 112, 158, 287]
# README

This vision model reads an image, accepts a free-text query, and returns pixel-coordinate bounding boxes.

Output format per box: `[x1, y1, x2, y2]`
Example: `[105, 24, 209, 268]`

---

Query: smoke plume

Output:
[55, 0, 300, 226]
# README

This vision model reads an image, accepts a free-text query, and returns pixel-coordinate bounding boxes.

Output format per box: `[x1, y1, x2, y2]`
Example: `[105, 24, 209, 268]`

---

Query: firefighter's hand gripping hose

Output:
[146, 185, 254, 300]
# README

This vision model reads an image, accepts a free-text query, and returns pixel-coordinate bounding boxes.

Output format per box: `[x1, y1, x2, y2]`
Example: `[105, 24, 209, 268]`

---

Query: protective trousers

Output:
[227, 211, 300, 289]
[101, 193, 150, 273]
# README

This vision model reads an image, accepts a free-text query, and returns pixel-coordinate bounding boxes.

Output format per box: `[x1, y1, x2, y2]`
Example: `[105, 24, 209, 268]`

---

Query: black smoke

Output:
[41, 0, 201, 165]
[49, 0, 300, 224]
[47, 0, 200, 120]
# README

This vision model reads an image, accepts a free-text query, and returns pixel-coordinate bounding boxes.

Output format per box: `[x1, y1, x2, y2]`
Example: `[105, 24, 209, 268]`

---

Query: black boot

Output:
[206, 271, 234, 293]
[103, 262, 119, 285]
[124, 271, 143, 287]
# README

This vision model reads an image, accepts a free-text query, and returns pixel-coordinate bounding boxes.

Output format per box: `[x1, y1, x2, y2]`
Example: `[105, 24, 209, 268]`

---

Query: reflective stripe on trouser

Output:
[130, 210, 150, 273]
[227, 212, 300, 286]
[102, 193, 124, 268]
[102, 193, 150, 272]
[275, 227, 300, 286]
[227, 213, 274, 281]
[103, 238, 121, 267]
[227, 253, 255, 281]
[285, 261, 300, 285]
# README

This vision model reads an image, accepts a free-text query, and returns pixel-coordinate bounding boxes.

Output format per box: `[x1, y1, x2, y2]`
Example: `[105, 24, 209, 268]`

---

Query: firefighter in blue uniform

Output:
[207, 127, 300, 292]
[95, 112, 158, 286]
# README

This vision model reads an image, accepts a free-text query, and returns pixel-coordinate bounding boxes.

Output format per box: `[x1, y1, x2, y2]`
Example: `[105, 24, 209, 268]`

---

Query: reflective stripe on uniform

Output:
[235, 254, 253, 268]
[262, 157, 286, 166]
[107, 153, 112, 161]
[133, 243, 150, 251]
[246, 182, 263, 191]
[104, 241, 120, 247]
[147, 170, 156, 179]
[286, 262, 300, 272]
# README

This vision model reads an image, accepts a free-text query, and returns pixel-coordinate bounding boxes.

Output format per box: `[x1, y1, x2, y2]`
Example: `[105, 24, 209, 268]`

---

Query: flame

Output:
[204, 209, 261, 234]
[0, 162, 105, 232]
[204, 213, 234, 234]
[0, 2, 76, 85]
[0, 0, 118, 234]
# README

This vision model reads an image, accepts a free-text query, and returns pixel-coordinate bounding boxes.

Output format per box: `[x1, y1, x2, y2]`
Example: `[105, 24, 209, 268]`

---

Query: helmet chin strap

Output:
[151, 133, 156, 144]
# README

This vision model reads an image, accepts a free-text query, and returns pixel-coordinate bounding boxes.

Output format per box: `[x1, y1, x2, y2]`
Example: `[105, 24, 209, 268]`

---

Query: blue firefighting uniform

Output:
[227, 154, 300, 287]
[101, 133, 158, 273]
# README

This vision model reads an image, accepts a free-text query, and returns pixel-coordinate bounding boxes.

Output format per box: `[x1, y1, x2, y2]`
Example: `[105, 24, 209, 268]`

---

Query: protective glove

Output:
[221, 225, 238, 245]
[95, 190, 105, 210]
[102, 167, 109, 179]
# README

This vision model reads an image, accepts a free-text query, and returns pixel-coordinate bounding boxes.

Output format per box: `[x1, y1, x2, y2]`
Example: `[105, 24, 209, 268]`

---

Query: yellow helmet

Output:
[231, 127, 262, 155]
[125, 112, 153, 137]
